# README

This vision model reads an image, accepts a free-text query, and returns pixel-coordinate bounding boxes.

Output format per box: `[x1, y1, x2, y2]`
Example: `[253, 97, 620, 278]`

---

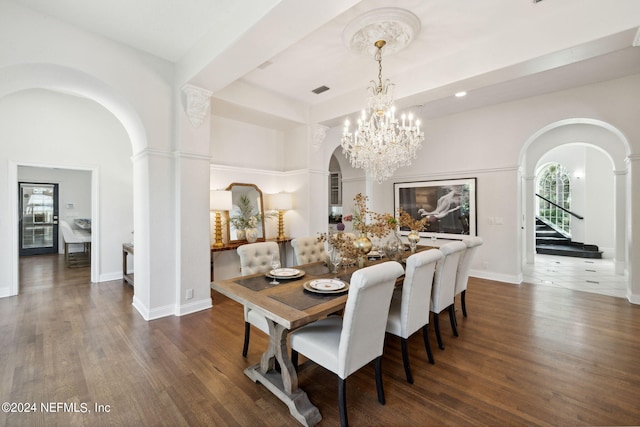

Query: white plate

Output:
[266, 268, 305, 279]
[309, 279, 345, 291]
[269, 268, 301, 277]
[303, 280, 349, 294]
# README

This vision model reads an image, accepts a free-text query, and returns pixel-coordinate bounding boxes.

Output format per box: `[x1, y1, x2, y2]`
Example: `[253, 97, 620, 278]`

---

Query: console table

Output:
[122, 243, 134, 286]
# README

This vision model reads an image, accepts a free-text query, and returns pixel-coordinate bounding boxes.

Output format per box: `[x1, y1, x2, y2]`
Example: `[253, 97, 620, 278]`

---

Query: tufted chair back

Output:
[237, 242, 280, 276]
[291, 237, 326, 265]
[455, 236, 484, 296]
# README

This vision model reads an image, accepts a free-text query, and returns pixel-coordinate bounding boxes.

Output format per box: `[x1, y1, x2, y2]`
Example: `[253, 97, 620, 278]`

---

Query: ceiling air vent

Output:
[312, 85, 330, 94]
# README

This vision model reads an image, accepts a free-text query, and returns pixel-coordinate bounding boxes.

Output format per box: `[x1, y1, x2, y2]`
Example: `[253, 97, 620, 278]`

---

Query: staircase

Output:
[535, 217, 602, 259]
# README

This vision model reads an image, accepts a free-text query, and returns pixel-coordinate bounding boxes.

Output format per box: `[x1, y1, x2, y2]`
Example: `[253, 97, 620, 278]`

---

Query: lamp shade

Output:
[268, 192, 293, 211]
[210, 190, 232, 211]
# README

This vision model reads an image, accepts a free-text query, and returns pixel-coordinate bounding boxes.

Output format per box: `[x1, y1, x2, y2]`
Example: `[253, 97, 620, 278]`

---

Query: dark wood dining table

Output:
[210, 246, 434, 426]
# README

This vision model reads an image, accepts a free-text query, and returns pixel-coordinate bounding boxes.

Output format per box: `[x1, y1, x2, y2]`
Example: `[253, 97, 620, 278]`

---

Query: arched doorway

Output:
[0, 64, 147, 302]
[519, 119, 630, 297]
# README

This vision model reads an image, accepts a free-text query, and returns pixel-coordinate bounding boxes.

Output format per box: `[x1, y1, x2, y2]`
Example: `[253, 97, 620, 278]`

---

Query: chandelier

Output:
[341, 39, 424, 183]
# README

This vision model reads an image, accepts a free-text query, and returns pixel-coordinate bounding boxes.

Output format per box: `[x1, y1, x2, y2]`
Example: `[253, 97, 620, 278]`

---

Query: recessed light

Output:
[455, 91, 467, 98]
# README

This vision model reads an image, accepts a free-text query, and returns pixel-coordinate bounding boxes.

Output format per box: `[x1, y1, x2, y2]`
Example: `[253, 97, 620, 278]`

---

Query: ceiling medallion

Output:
[342, 7, 421, 57]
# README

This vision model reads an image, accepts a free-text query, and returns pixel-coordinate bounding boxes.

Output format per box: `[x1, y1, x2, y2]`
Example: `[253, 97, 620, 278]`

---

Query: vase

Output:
[245, 228, 258, 243]
[236, 229, 246, 241]
[353, 234, 372, 268]
[384, 230, 405, 262]
[407, 230, 421, 253]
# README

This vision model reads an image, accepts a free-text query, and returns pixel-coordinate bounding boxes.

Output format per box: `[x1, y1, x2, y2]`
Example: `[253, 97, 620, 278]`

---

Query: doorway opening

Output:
[19, 182, 59, 256]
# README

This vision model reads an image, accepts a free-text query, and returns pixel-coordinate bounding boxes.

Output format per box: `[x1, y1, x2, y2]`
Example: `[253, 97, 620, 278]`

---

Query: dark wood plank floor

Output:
[2, 254, 639, 426]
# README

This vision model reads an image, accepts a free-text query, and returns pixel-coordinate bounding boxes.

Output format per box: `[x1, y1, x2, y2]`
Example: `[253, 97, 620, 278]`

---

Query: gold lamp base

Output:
[213, 211, 224, 248]
[277, 210, 286, 241]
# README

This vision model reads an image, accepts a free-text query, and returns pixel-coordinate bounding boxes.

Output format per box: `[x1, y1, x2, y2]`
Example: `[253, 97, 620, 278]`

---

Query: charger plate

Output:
[303, 278, 349, 294]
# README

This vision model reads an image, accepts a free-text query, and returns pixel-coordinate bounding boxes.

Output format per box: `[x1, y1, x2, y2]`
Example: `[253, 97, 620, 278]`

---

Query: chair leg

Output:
[374, 356, 385, 405]
[291, 350, 299, 370]
[422, 325, 434, 364]
[449, 305, 459, 337]
[400, 338, 414, 384]
[242, 322, 251, 357]
[433, 312, 444, 350]
[338, 378, 348, 427]
[461, 290, 468, 317]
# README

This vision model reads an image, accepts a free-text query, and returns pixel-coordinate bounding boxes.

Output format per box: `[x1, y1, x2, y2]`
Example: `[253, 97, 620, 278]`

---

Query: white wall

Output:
[18, 166, 92, 253]
[0, 89, 133, 287]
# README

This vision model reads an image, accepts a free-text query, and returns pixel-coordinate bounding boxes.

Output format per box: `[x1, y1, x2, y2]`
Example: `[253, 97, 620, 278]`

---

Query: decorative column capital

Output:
[181, 84, 213, 127]
[310, 124, 329, 152]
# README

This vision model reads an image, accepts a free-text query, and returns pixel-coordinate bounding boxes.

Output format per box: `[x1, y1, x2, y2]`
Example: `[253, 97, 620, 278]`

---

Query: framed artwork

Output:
[394, 178, 477, 239]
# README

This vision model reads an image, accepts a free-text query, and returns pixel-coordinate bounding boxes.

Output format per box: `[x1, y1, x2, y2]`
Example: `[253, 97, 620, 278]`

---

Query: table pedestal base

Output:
[245, 365, 321, 427]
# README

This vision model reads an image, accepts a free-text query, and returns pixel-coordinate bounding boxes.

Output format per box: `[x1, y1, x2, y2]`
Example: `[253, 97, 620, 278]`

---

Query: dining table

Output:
[209, 245, 436, 426]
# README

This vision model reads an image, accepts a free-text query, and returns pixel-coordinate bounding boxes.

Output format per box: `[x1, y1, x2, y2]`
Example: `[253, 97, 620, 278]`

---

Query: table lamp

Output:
[210, 190, 232, 248]
[268, 192, 293, 241]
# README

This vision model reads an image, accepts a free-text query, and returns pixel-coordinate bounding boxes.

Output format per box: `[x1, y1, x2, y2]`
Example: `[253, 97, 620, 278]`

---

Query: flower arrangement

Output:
[317, 231, 360, 264]
[397, 207, 429, 231]
[350, 193, 396, 238]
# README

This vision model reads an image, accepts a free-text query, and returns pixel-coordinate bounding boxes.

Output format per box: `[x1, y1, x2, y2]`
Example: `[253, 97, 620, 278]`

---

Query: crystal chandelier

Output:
[341, 40, 424, 183]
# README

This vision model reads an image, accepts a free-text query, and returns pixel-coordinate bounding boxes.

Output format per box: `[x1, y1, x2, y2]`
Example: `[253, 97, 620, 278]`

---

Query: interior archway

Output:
[519, 118, 630, 295]
[0, 63, 147, 300]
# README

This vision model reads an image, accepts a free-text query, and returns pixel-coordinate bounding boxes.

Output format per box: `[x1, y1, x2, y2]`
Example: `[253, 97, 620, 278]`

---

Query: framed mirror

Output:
[225, 183, 266, 243]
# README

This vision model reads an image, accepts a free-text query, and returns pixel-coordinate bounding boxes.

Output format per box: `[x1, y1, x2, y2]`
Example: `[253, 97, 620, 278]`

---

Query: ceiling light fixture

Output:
[341, 39, 424, 183]
[455, 91, 467, 98]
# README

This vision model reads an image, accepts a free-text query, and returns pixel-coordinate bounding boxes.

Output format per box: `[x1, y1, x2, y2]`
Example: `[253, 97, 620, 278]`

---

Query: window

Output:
[537, 163, 571, 235]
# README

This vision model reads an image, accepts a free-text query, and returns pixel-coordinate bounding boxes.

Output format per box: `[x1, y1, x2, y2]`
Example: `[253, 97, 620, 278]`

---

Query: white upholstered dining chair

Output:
[237, 241, 280, 357]
[385, 248, 443, 383]
[430, 240, 467, 350]
[291, 236, 326, 265]
[290, 261, 404, 427]
[454, 236, 484, 318]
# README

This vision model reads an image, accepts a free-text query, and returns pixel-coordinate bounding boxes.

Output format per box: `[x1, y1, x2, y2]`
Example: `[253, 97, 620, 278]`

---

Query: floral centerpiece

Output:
[351, 193, 396, 239]
[397, 207, 429, 231]
[319, 193, 397, 267]
[397, 207, 429, 252]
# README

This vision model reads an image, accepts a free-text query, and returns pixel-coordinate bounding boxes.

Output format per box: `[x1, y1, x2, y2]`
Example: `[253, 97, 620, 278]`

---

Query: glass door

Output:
[19, 183, 59, 256]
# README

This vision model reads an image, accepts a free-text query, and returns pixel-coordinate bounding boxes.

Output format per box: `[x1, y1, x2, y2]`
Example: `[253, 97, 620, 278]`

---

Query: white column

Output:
[307, 124, 330, 235]
[174, 84, 213, 315]
[524, 174, 536, 265]
[131, 148, 177, 320]
[626, 155, 640, 304]
[613, 169, 626, 275]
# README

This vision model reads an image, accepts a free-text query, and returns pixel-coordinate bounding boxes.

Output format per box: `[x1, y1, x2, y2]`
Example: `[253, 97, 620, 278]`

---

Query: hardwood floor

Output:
[2, 255, 640, 426]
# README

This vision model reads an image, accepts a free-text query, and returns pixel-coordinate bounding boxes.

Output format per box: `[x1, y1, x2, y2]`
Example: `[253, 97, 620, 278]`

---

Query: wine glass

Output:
[269, 255, 280, 285]
[329, 249, 341, 277]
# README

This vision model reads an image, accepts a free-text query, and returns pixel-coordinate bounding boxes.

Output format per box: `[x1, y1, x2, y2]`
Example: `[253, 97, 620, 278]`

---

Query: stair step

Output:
[536, 237, 571, 245]
[536, 244, 603, 259]
[536, 230, 564, 238]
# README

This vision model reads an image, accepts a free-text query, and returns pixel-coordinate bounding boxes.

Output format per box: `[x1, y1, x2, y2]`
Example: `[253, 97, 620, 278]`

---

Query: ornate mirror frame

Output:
[225, 183, 266, 243]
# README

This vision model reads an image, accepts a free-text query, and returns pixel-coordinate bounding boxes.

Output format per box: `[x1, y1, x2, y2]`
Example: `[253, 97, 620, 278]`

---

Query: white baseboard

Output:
[132, 296, 175, 320]
[98, 271, 123, 282]
[0, 286, 11, 298]
[627, 292, 640, 305]
[176, 298, 212, 316]
[470, 269, 521, 285]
